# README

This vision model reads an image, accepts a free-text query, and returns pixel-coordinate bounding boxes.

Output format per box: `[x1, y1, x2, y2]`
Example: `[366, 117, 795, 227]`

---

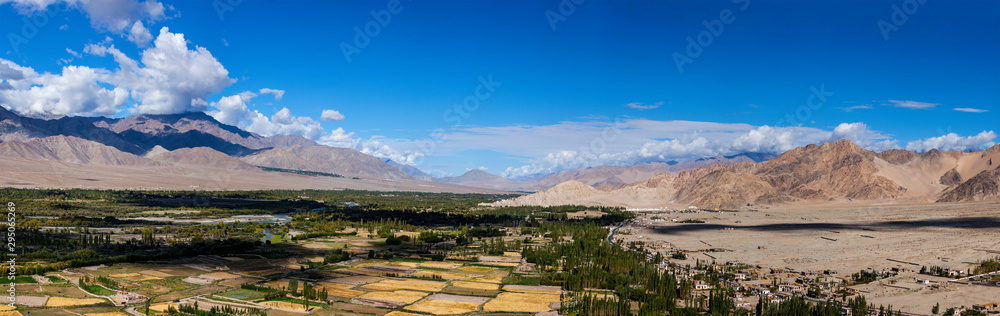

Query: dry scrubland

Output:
[622, 200, 1000, 313]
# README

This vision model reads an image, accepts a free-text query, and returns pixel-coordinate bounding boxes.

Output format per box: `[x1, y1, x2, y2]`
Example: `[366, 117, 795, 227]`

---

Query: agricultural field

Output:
[5, 188, 891, 316]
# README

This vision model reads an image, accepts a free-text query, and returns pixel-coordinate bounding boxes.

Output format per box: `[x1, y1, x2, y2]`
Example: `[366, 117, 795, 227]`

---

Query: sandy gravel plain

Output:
[618, 200, 1000, 313]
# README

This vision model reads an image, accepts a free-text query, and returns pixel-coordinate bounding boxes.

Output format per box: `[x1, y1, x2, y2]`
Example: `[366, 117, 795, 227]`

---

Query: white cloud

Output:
[905, 131, 997, 152]
[889, 100, 938, 109]
[827, 122, 899, 152]
[467, 121, 903, 178]
[0, 61, 25, 80]
[126, 21, 152, 47]
[206, 90, 256, 126]
[837, 105, 872, 112]
[625, 101, 663, 110]
[87, 27, 234, 114]
[356, 138, 423, 165]
[953, 108, 988, 113]
[318, 127, 357, 147]
[0, 59, 128, 116]
[0, 0, 169, 34]
[207, 92, 326, 140]
[258, 88, 284, 100]
[66, 48, 82, 58]
[320, 109, 344, 121]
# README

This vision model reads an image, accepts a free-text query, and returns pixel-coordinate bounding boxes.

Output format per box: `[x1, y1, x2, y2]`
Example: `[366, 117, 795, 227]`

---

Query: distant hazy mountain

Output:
[494, 140, 1000, 208]
[529, 154, 772, 189]
[386, 160, 435, 182]
[241, 146, 412, 180]
[434, 169, 533, 191]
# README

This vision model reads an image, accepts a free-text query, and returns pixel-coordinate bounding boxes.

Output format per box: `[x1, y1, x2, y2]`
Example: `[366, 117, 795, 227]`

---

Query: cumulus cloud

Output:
[320, 109, 345, 121]
[889, 100, 938, 109]
[206, 92, 328, 142]
[318, 127, 357, 147]
[625, 101, 663, 110]
[87, 27, 234, 114]
[486, 121, 906, 178]
[0, 0, 169, 34]
[206, 90, 256, 126]
[0, 59, 127, 116]
[356, 138, 423, 165]
[905, 131, 997, 152]
[827, 122, 899, 152]
[953, 108, 988, 113]
[0, 62, 25, 80]
[126, 21, 152, 47]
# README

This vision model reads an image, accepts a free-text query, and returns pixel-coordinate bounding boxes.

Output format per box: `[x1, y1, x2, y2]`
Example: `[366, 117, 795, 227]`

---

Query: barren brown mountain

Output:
[495, 141, 1000, 208]
[0, 135, 163, 167]
[435, 169, 532, 191]
[150, 147, 257, 171]
[528, 154, 766, 189]
[241, 145, 412, 180]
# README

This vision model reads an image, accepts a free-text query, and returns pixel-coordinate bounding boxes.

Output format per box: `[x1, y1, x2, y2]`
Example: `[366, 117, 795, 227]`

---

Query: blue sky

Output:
[1, 0, 997, 178]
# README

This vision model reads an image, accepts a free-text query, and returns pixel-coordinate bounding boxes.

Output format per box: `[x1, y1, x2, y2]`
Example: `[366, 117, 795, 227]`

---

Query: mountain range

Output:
[2, 107, 998, 206]
[493, 140, 1000, 208]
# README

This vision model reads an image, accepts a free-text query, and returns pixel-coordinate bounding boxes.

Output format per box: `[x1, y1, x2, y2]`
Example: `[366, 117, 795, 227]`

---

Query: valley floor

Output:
[617, 200, 1000, 314]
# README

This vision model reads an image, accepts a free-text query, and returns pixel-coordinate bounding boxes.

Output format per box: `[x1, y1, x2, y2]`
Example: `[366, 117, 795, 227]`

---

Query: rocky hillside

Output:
[149, 147, 257, 170]
[493, 141, 1000, 208]
[0, 135, 162, 167]
[241, 146, 412, 180]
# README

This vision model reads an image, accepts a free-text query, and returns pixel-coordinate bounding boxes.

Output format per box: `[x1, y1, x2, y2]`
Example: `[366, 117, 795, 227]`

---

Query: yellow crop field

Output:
[260, 300, 316, 312]
[482, 292, 560, 313]
[318, 282, 364, 298]
[149, 303, 177, 312]
[388, 261, 420, 268]
[201, 272, 240, 279]
[467, 276, 503, 283]
[503, 285, 562, 294]
[0, 311, 22, 316]
[450, 281, 499, 290]
[358, 290, 427, 304]
[457, 266, 495, 274]
[412, 270, 471, 280]
[140, 270, 174, 278]
[404, 299, 480, 315]
[46, 297, 108, 307]
[384, 311, 426, 316]
[419, 262, 461, 269]
[83, 313, 129, 316]
[109, 273, 140, 278]
[362, 279, 447, 292]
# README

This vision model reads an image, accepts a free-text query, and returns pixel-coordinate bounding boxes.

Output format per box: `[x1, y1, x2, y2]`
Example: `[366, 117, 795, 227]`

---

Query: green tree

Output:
[933, 303, 940, 315]
[288, 279, 299, 295]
